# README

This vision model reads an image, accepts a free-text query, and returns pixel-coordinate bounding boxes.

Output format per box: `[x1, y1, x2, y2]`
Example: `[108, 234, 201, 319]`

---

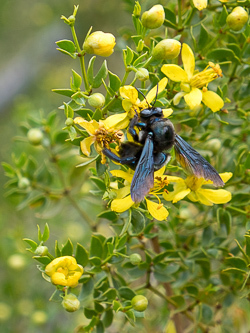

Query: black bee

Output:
[103, 106, 224, 203]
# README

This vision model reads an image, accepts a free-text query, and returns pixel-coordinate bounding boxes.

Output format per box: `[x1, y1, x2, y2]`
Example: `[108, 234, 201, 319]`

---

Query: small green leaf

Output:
[179, 117, 198, 127]
[198, 24, 209, 50]
[75, 243, 89, 267]
[244, 235, 250, 257]
[52, 89, 74, 97]
[42, 223, 50, 242]
[225, 257, 248, 271]
[201, 304, 213, 324]
[124, 46, 134, 66]
[67, 126, 77, 141]
[2, 162, 16, 177]
[90, 235, 103, 258]
[23, 238, 38, 252]
[61, 239, 73, 256]
[108, 71, 121, 93]
[118, 286, 136, 300]
[217, 208, 232, 235]
[131, 209, 145, 234]
[71, 69, 82, 90]
[71, 92, 86, 106]
[170, 295, 186, 312]
[93, 60, 108, 88]
[56, 39, 76, 53]
[164, 7, 176, 24]
[218, 5, 228, 26]
[98, 211, 117, 221]
[119, 210, 132, 236]
[64, 102, 74, 118]
[103, 308, 113, 328]
[33, 256, 51, 265]
[55, 240, 61, 257]
[101, 288, 117, 301]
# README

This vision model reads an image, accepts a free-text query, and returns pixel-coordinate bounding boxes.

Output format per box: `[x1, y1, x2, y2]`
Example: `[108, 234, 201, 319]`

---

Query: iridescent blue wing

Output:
[174, 135, 224, 187]
[130, 134, 154, 203]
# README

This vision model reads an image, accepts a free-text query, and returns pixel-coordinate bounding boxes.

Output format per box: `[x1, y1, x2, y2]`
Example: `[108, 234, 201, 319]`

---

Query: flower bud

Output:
[83, 31, 116, 57]
[68, 15, 75, 26]
[129, 253, 142, 265]
[193, 0, 207, 11]
[65, 118, 74, 126]
[152, 39, 181, 60]
[141, 5, 165, 29]
[133, 1, 141, 18]
[18, 177, 30, 189]
[131, 295, 148, 312]
[88, 93, 105, 108]
[27, 128, 43, 145]
[135, 68, 149, 81]
[62, 294, 80, 312]
[35, 245, 49, 256]
[227, 7, 248, 31]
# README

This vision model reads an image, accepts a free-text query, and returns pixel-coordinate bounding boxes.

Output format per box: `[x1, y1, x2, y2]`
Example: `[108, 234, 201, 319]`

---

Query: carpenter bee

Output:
[103, 106, 224, 203]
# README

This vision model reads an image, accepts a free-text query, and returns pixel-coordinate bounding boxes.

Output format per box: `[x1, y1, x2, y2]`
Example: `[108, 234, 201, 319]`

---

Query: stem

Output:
[178, 0, 182, 29]
[71, 26, 89, 91]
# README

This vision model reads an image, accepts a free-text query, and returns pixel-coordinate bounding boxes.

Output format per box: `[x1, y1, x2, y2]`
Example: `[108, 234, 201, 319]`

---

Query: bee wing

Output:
[174, 135, 224, 187]
[130, 134, 154, 203]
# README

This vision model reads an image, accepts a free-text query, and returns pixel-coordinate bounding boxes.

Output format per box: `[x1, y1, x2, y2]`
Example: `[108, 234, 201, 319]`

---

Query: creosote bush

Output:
[3, 1, 250, 332]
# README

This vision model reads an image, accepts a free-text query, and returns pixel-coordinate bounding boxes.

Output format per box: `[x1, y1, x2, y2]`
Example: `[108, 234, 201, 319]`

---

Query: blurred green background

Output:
[0, 0, 131, 331]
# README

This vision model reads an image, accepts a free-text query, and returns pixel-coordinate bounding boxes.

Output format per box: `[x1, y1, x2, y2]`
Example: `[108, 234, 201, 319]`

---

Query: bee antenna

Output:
[152, 83, 159, 107]
[135, 87, 150, 108]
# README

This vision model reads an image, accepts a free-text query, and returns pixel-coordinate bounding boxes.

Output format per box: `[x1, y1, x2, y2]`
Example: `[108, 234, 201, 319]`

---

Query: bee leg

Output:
[153, 152, 171, 171]
[128, 114, 139, 142]
[102, 148, 137, 164]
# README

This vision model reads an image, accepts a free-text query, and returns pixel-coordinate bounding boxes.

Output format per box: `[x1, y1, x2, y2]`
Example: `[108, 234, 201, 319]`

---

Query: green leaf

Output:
[61, 239, 73, 256]
[56, 39, 76, 53]
[90, 177, 106, 191]
[179, 117, 198, 127]
[52, 89, 74, 97]
[71, 69, 82, 90]
[108, 71, 121, 93]
[55, 240, 61, 257]
[207, 48, 240, 64]
[42, 223, 50, 242]
[170, 295, 186, 312]
[218, 5, 228, 26]
[201, 304, 213, 324]
[119, 209, 132, 236]
[32, 256, 51, 265]
[2, 162, 16, 177]
[84, 308, 98, 319]
[124, 46, 134, 66]
[98, 211, 117, 221]
[75, 243, 89, 267]
[217, 208, 232, 235]
[198, 24, 209, 50]
[225, 257, 248, 271]
[96, 321, 104, 333]
[71, 92, 86, 106]
[103, 308, 113, 328]
[90, 235, 103, 259]
[244, 235, 250, 257]
[64, 102, 74, 118]
[164, 7, 176, 24]
[23, 238, 38, 252]
[118, 286, 136, 300]
[76, 155, 99, 168]
[87, 57, 108, 88]
[67, 126, 77, 141]
[101, 288, 117, 301]
[131, 209, 145, 234]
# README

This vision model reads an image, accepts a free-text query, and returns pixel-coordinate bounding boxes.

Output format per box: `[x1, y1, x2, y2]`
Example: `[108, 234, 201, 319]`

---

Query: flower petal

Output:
[80, 136, 95, 156]
[163, 183, 191, 203]
[113, 185, 131, 199]
[193, 0, 208, 11]
[154, 166, 166, 177]
[74, 118, 98, 134]
[198, 188, 232, 204]
[162, 108, 173, 118]
[203, 172, 233, 185]
[166, 176, 185, 183]
[184, 88, 202, 109]
[103, 113, 129, 129]
[110, 169, 134, 183]
[111, 195, 134, 212]
[161, 64, 189, 82]
[120, 86, 138, 104]
[146, 199, 169, 221]
[144, 78, 168, 104]
[202, 90, 224, 112]
[182, 43, 195, 80]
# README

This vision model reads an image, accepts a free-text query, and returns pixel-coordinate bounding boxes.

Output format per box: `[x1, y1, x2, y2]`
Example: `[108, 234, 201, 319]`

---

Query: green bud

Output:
[205, 138, 221, 153]
[131, 295, 148, 312]
[18, 177, 30, 189]
[152, 39, 181, 60]
[129, 253, 142, 265]
[227, 7, 248, 31]
[141, 5, 165, 29]
[65, 118, 74, 126]
[27, 128, 43, 146]
[62, 294, 80, 312]
[35, 246, 49, 256]
[68, 15, 75, 26]
[136, 39, 144, 53]
[133, 1, 141, 18]
[88, 93, 105, 108]
[135, 68, 149, 81]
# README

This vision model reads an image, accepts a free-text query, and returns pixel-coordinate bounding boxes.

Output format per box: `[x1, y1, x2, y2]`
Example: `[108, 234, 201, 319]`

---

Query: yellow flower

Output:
[109, 167, 169, 221]
[45, 256, 83, 287]
[104, 78, 173, 130]
[193, 0, 207, 11]
[163, 172, 232, 206]
[161, 43, 224, 112]
[74, 117, 124, 160]
[83, 31, 116, 57]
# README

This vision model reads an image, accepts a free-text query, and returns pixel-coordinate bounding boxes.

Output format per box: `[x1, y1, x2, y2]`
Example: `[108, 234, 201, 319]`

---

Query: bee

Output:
[103, 106, 224, 203]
